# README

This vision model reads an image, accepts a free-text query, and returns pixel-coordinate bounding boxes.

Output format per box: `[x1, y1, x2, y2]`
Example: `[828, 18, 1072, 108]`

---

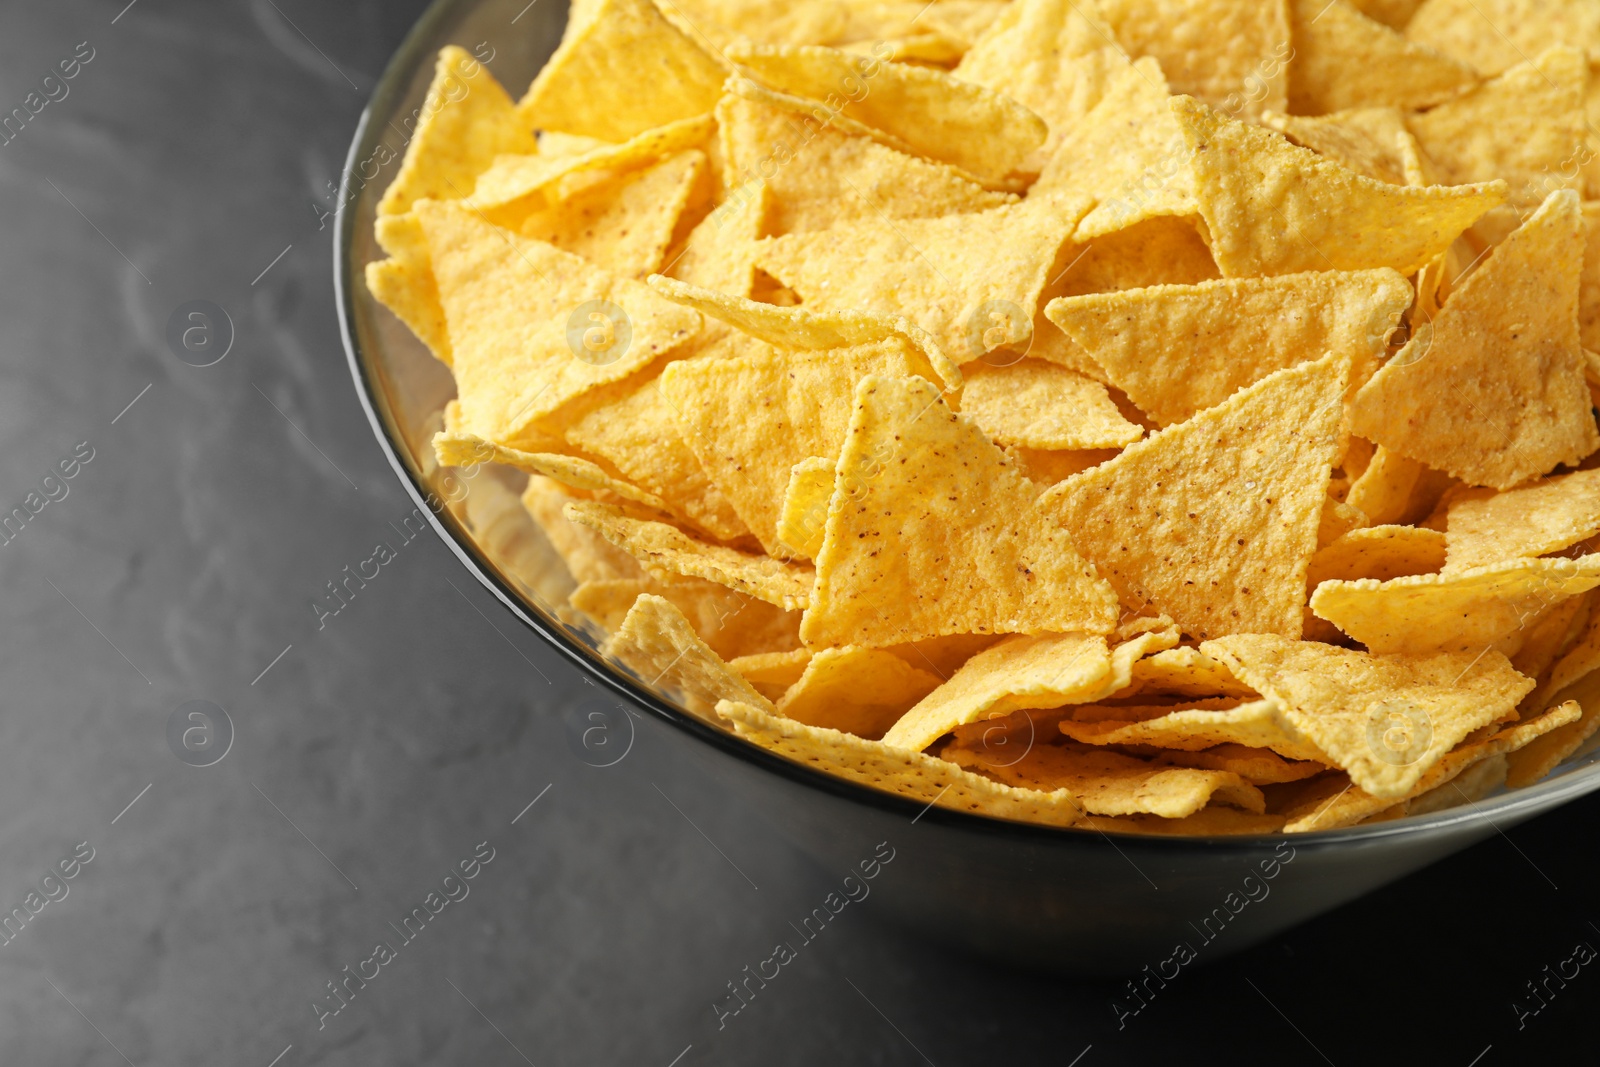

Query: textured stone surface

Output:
[0, 2, 1596, 1064]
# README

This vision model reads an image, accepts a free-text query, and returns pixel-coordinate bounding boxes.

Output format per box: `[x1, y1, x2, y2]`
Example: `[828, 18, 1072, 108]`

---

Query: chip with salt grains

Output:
[570, 577, 802, 660]
[604, 595, 776, 719]
[1173, 95, 1507, 278]
[1046, 269, 1410, 427]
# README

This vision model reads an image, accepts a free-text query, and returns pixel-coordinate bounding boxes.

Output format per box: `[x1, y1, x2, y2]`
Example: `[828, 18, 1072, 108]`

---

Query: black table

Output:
[1, 2, 1594, 1064]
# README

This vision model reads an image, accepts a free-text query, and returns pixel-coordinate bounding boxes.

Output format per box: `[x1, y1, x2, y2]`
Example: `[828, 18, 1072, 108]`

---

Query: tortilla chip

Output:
[366, 255, 452, 366]
[1509, 673, 1600, 788]
[754, 193, 1092, 363]
[571, 577, 802, 660]
[604, 595, 776, 719]
[1348, 191, 1598, 489]
[1173, 95, 1507, 278]
[468, 115, 717, 212]
[958, 361, 1143, 450]
[1344, 446, 1428, 525]
[1310, 554, 1600, 655]
[416, 200, 702, 445]
[953, 3, 1124, 165]
[716, 94, 1014, 235]
[1263, 107, 1425, 186]
[726, 41, 1047, 187]
[1537, 597, 1600, 704]
[775, 456, 835, 561]
[1287, 0, 1474, 115]
[1003, 446, 1122, 486]
[729, 647, 812, 687]
[802, 375, 1121, 649]
[662, 178, 768, 302]
[565, 500, 816, 609]
[1123, 646, 1260, 699]
[1034, 57, 1198, 238]
[1404, 47, 1587, 211]
[1147, 745, 1328, 785]
[1406, 752, 1508, 815]
[559, 373, 751, 541]
[519, 0, 726, 142]
[1061, 699, 1329, 762]
[660, 338, 932, 553]
[1583, 202, 1600, 350]
[1094, 0, 1291, 120]
[713, 699, 1085, 827]
[1204, 634, 1536, 798]
[1406, 0, 1600, 77]
[1282, 701, 1580, 829]
[1510, 594, 1592, 681]
[947, 741, 1266, 818]
[1307, 524, 1447, 586]
[523, 476, 646, 583]
[1045, 355, 1348, 640]
[434, 431, 668, 511]
[1446, 470, 1600, 573]
[648, 275, 963, 389]
[378, 47, 535, 217]
[1319, 497, 1369, 548]
[774, 646, 944, 738]
[1047, 270, 1410, 427]
[1349, 0, 1425, 27]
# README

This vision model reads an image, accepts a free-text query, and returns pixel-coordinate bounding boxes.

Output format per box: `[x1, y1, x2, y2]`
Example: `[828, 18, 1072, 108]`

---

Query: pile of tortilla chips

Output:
[367, 0, 1600, 835]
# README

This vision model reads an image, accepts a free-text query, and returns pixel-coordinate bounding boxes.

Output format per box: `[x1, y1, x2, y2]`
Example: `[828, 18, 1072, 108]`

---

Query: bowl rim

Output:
[335, 0, 1600, 849]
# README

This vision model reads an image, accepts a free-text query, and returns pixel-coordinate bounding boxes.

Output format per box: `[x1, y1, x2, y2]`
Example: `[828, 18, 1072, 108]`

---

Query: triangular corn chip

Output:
[1282, 701, 1579, 830]
[802, 375, 1121, 649]
[755, 194, 1091, 363]
[725, 41, 1047, 187]
[1405, 46, 1587, 210]
[713, 699, 1085, 827]
[378, 47, 535, 217]
[647, 275, 962, 389]
[946, 741, 1266, 818]
[1510, 672, 1600, 788]
[1047, 269, 1411, 427]
[1407, 0, 1600, 76]
[1142, 745, 1328, 785]
[1035, 57, 1198, 238]
[519, 0, 726, 142]
[958, 361, 1143, 450]
[566, 501, 815, 609]
[1311, 554, 1600, 655]
[1446, 470, 1600, 573]
[571, 577, 801, 661]
[1124, 646, 1259, 699]
[1061, 699, 1330, 763]
[1537, 603, 1600, 707]
[1305, 525, 1448, 640]
[1287, 0, 1474, 115]
[1263, 107, 1424, 186]
[434, 431, 667, 511]
[1044, 355, 1349, 640]
[774, 646, 943, 738]
[1094, 0, 1291, 119]
[775, 457, 834, 561]
[659, 337, 934, 552]
[367, 213, 452, 365]
[1344, 446, 1428, 525]
[523, 477, 647, 583]
[1204, 634, 1537, 798]
[416, 200, 702, 444]
[1173, 95, 1507, 277]
[603, 595, 775, 719]
[1348, 191, 1598, 489]
[716, 95, 1013, 235]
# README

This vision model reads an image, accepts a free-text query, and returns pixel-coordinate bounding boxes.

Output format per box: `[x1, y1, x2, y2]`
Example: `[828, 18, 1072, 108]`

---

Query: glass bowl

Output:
[335, 0, 1600, 973]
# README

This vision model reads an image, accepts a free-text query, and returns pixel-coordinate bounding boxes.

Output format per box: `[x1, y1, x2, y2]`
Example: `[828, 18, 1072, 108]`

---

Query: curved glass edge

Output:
[334, 0, 1600, 850]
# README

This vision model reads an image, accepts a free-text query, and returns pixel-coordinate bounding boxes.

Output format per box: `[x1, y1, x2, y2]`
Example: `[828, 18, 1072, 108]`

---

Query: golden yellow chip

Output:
[664, 179, 768, 303]
[1585, 201, 1600, 349]
[1263, 107, 1425, 186]
[1311, 554, 1600, 655]
[559, 372, 751, 541]
[570, 577, 802, 660]
[1094, 0, 1291, 120]
[1347, 0, 1425, 27]
[434, 431, 666, 510]
[1045, 355, 1348, 640]
[1406, 0, 1600, 76]
[1286, 0, 1474, 115]
[1349, 191, 1598, 490]
[1061, 699, 1329, 762]
[366, 255, 451, 367]
[1002, 447, 1122, 487]
[1033, 57, 1197, 238]
[1445, 470, 1600, 573]
[775, 457, 835, 561]
[1510, 594, 1592, 682]
[1123, 646, 1260, 699]
[523, 477, 646, 584]
[378, 47, 535, 217]
[716, 95, 1014, 235]
[774, 646, 943, 738]
[958, 361, 1143, 451]
[1204, 634, 1536, 798]
[604, 595, 776, 719]
[1146, 745, 1328, 785]
[728, 647, 812, 687]
[803, 376, 1121, 649]
[1173, 95, 1507, 278]
[946, 741, 1266, 819]
[1046, 269, 1410, 427]
[416, 200, 702, 444]
[1344, 446, 1428, 525]
[725, 41, 1047, 188]
[1539, 603, 1600, 707]
[755, 193, 1091, 364]
[1404, 47, 1586, 210]
[647, 275, 963, 389]
[1304, 524, 1448, 640]
[1509, 673, 1600, 788]
[519, 0, 726, 142]
[660, 338, 932, 553]
[714, 699, 1086, 827]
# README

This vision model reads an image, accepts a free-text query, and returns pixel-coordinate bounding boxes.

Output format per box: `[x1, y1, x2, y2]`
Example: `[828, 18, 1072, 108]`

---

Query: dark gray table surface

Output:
[1, 2, 1596, 1064]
